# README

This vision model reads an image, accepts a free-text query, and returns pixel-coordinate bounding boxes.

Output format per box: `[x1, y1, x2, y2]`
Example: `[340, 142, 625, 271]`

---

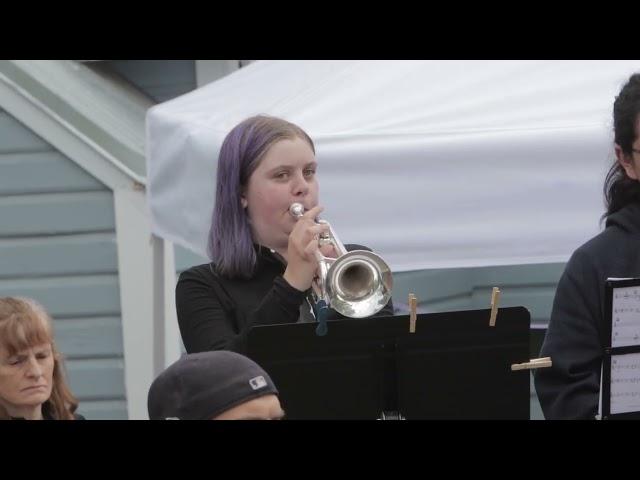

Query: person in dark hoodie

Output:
[535, 73, 640, 419]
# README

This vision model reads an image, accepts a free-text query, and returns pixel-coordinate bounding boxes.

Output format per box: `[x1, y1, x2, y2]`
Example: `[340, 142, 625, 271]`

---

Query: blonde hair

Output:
[0, 297, 78, 420]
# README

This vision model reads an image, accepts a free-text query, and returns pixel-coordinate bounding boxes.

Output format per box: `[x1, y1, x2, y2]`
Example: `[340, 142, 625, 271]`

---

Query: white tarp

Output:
[146, 60, 640, 272]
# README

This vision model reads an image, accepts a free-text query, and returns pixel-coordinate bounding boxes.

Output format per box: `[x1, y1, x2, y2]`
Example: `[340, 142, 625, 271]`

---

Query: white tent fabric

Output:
[146, 60, 640, 272]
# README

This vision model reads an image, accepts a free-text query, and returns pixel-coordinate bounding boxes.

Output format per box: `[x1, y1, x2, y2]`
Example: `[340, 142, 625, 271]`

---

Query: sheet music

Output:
[611, 285, 640, 348]
[610, 353, 640, 414]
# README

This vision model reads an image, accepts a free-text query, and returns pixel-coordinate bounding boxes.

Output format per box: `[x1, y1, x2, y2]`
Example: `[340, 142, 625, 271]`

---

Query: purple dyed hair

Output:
[208, 115, 315, 279]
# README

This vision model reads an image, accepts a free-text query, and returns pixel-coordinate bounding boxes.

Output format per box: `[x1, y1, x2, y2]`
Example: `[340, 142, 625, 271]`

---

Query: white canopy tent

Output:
[146, 60, 640, 273]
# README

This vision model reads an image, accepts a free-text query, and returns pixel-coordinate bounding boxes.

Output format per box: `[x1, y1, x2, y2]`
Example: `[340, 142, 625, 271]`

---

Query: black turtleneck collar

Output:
[253, 244, 286, 267]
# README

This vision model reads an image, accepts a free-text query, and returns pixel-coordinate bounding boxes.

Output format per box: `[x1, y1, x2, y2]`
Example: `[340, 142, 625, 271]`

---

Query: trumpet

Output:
[289, 203, 393, 319]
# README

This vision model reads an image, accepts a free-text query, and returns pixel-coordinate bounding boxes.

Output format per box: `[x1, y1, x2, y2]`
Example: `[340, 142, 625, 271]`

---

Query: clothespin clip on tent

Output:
[489, 287, 501, 327]
[409, 293, 417, 333]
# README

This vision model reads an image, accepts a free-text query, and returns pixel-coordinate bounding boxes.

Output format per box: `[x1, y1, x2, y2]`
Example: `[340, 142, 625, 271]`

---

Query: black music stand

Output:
[246, 306, 531, 419]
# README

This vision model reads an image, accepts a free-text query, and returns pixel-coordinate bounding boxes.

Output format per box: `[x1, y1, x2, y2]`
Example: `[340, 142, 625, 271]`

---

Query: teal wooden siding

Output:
[0, 108, 127, 419]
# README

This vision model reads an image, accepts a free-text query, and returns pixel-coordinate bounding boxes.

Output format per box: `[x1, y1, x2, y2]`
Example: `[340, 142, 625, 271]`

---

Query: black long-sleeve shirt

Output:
[176, 244, 394, 354]
[535, 201, 640, 419]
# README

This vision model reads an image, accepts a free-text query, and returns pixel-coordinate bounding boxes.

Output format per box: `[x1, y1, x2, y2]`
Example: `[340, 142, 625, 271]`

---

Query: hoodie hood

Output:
[606, 201, 640, 234]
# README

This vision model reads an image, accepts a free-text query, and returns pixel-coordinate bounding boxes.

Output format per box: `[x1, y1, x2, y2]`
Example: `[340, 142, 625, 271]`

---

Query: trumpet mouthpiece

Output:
[289, 203, 305, 217]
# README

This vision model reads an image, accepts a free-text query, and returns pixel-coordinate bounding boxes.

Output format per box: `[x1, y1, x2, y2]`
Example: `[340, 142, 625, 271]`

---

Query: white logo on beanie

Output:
[249, 376, 267, 390]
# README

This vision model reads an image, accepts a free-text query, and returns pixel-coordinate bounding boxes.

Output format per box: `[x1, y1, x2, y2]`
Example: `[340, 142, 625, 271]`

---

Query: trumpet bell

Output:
[325, 250, 393, 318]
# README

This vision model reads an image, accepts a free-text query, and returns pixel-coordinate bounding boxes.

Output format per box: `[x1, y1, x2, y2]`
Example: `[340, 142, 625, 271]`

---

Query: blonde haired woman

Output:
[0, 297, 82, 420]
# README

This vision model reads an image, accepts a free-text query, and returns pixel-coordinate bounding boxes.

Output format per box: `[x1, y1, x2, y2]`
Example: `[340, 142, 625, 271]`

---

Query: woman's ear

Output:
[615, 144, 639, 180]
[240, 184, 249, 208]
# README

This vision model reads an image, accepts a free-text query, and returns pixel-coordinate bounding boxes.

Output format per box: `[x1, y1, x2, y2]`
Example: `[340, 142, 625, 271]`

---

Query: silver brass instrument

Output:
[289, 203, 393, 318]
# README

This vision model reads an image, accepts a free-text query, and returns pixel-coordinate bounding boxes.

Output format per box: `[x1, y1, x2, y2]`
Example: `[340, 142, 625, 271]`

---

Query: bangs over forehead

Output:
[0, 297, 52, 356]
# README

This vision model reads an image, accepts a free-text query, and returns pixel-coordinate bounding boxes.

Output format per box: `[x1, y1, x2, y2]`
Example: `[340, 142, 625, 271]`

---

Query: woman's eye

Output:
[304, 169, 316, 177]
[275, 172, 289, 179]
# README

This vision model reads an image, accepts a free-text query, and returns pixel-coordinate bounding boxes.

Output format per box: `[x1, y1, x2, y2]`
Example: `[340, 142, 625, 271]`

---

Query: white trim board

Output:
[113, 188, 154, 419]
[114, 189, 181, 419]
[0, 69, 144, 190]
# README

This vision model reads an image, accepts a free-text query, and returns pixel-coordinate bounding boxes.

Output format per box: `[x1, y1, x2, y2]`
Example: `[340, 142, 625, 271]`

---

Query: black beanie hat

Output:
[147, 351, 279, 420]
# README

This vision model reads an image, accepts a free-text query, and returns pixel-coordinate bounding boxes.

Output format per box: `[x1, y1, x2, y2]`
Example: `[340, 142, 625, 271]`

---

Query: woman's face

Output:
[627, 146, 640, 181]
[0, 342, 54, 411]
[242, 136, 319, 250]
[617, 121, 640, 180]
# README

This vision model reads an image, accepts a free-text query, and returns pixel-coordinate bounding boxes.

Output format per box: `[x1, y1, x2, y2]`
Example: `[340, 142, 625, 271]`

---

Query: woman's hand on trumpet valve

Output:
[283, 205, 330, 291]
